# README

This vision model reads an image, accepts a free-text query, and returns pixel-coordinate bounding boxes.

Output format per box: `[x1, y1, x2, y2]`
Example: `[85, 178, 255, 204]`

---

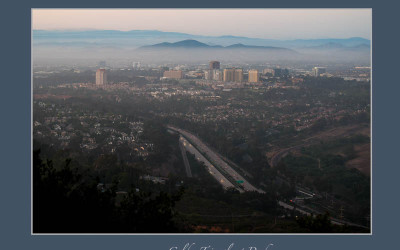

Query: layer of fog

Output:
[33, 46, 370, 68]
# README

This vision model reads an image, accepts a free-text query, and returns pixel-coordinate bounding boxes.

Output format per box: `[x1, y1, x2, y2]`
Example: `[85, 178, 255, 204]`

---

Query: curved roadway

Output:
[169, 125, 264, 193]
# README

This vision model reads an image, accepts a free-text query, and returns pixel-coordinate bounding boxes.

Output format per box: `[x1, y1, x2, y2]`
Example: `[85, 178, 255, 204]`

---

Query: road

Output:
[168, 126, 264, 193]
[179, 135, 239, 191]
[179, 137, 192, 177]
[269, 125, 367, 167]
[270, 144, 306, 167]
[278, 201, 369, 228]
[278, 201, 346, 226]
[170, 126, 369, 229]
[278, 201, 312, 216]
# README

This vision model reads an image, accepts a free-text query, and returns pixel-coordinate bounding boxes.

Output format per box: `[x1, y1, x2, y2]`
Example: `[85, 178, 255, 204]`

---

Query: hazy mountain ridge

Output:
[33, 30, 370, 65]
[140, 40, 223, 49]
[303, 42, 370, 50]
[33, 29, 370, 49]
[139, 40, 294, 51]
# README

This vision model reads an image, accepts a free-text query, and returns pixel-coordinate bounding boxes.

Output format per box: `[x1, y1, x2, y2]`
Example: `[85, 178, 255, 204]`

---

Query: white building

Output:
[96, 69, 107, 85]
[312, 67, 326, 77]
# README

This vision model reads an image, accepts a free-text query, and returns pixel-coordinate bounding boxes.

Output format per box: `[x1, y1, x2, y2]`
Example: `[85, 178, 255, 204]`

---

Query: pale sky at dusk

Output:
[32, 9, 371, 40]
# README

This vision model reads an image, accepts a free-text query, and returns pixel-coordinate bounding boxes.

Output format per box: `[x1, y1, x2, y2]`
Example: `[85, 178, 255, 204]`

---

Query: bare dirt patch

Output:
[346, 143, 371, 176]
[268, 124, 370, 167]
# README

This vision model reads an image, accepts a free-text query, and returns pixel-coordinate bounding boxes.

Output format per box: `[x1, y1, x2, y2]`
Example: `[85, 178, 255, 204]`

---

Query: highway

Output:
[169, 126, 264, 193]
[179, 137, 192, 177]
[170, 126, 369, 229]
[179, 135, 238, 191]
[278, 201, 311, 216]
[278, 200, 370, 228]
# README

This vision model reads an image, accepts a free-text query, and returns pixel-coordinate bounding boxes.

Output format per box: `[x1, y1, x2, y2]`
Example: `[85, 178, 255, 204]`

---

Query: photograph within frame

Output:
[31, 8, 372, 234]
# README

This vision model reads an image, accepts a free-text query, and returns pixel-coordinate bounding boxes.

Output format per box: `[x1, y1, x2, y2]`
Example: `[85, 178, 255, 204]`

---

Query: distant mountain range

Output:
[139, 39, 294, 51]
[131, 39, 300, 63]
[140, 39, 222, 48]
[32, 30, 370, 65]
[33, 29, 370, 49]
[304, 42, 370, 50]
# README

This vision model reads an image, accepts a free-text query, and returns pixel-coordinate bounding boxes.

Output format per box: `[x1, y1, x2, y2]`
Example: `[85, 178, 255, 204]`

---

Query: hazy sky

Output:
[32, 9, 371, 40]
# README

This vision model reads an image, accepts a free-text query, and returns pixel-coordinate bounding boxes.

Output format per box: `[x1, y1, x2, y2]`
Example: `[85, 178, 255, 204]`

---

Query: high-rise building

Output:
[163, 70, 184, 79]
[272, 68, 281, 77]
[223, 68, 243, 82]
[312, 67, 326, 77]
[273, 68, 289, 77]
[96, 69, 107, 85]
[209, 61, 220, 70]
[213, 70, 223, 81]
[234, 69, 243, 82]
[282, 69, 289, 77]
[248, 69, 260, 83]
[204, 70, 213, 80]
[205, 69, 223, 81]
[132, 62, 141, 69]
[263, 68, 274, 75]
[223, 68, 235, 82]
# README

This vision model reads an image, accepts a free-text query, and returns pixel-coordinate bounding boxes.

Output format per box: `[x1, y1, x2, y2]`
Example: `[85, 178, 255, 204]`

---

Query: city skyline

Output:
[32, 9, 371, 40]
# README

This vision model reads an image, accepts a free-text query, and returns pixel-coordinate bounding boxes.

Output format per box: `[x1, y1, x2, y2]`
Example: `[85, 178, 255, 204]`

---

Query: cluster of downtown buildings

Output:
[161, 63, 326, 82]
[95, 61, 329, 86]
[162, 61, 290, 83]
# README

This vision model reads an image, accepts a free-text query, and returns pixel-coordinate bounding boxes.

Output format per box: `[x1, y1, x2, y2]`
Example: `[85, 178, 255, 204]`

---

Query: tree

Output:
[296, 212, 333, 233]
[33, 149, 182, 233]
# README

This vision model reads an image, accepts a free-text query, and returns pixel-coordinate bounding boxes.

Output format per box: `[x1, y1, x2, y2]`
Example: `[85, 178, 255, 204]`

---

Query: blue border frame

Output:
[2, 0, 398, 249]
